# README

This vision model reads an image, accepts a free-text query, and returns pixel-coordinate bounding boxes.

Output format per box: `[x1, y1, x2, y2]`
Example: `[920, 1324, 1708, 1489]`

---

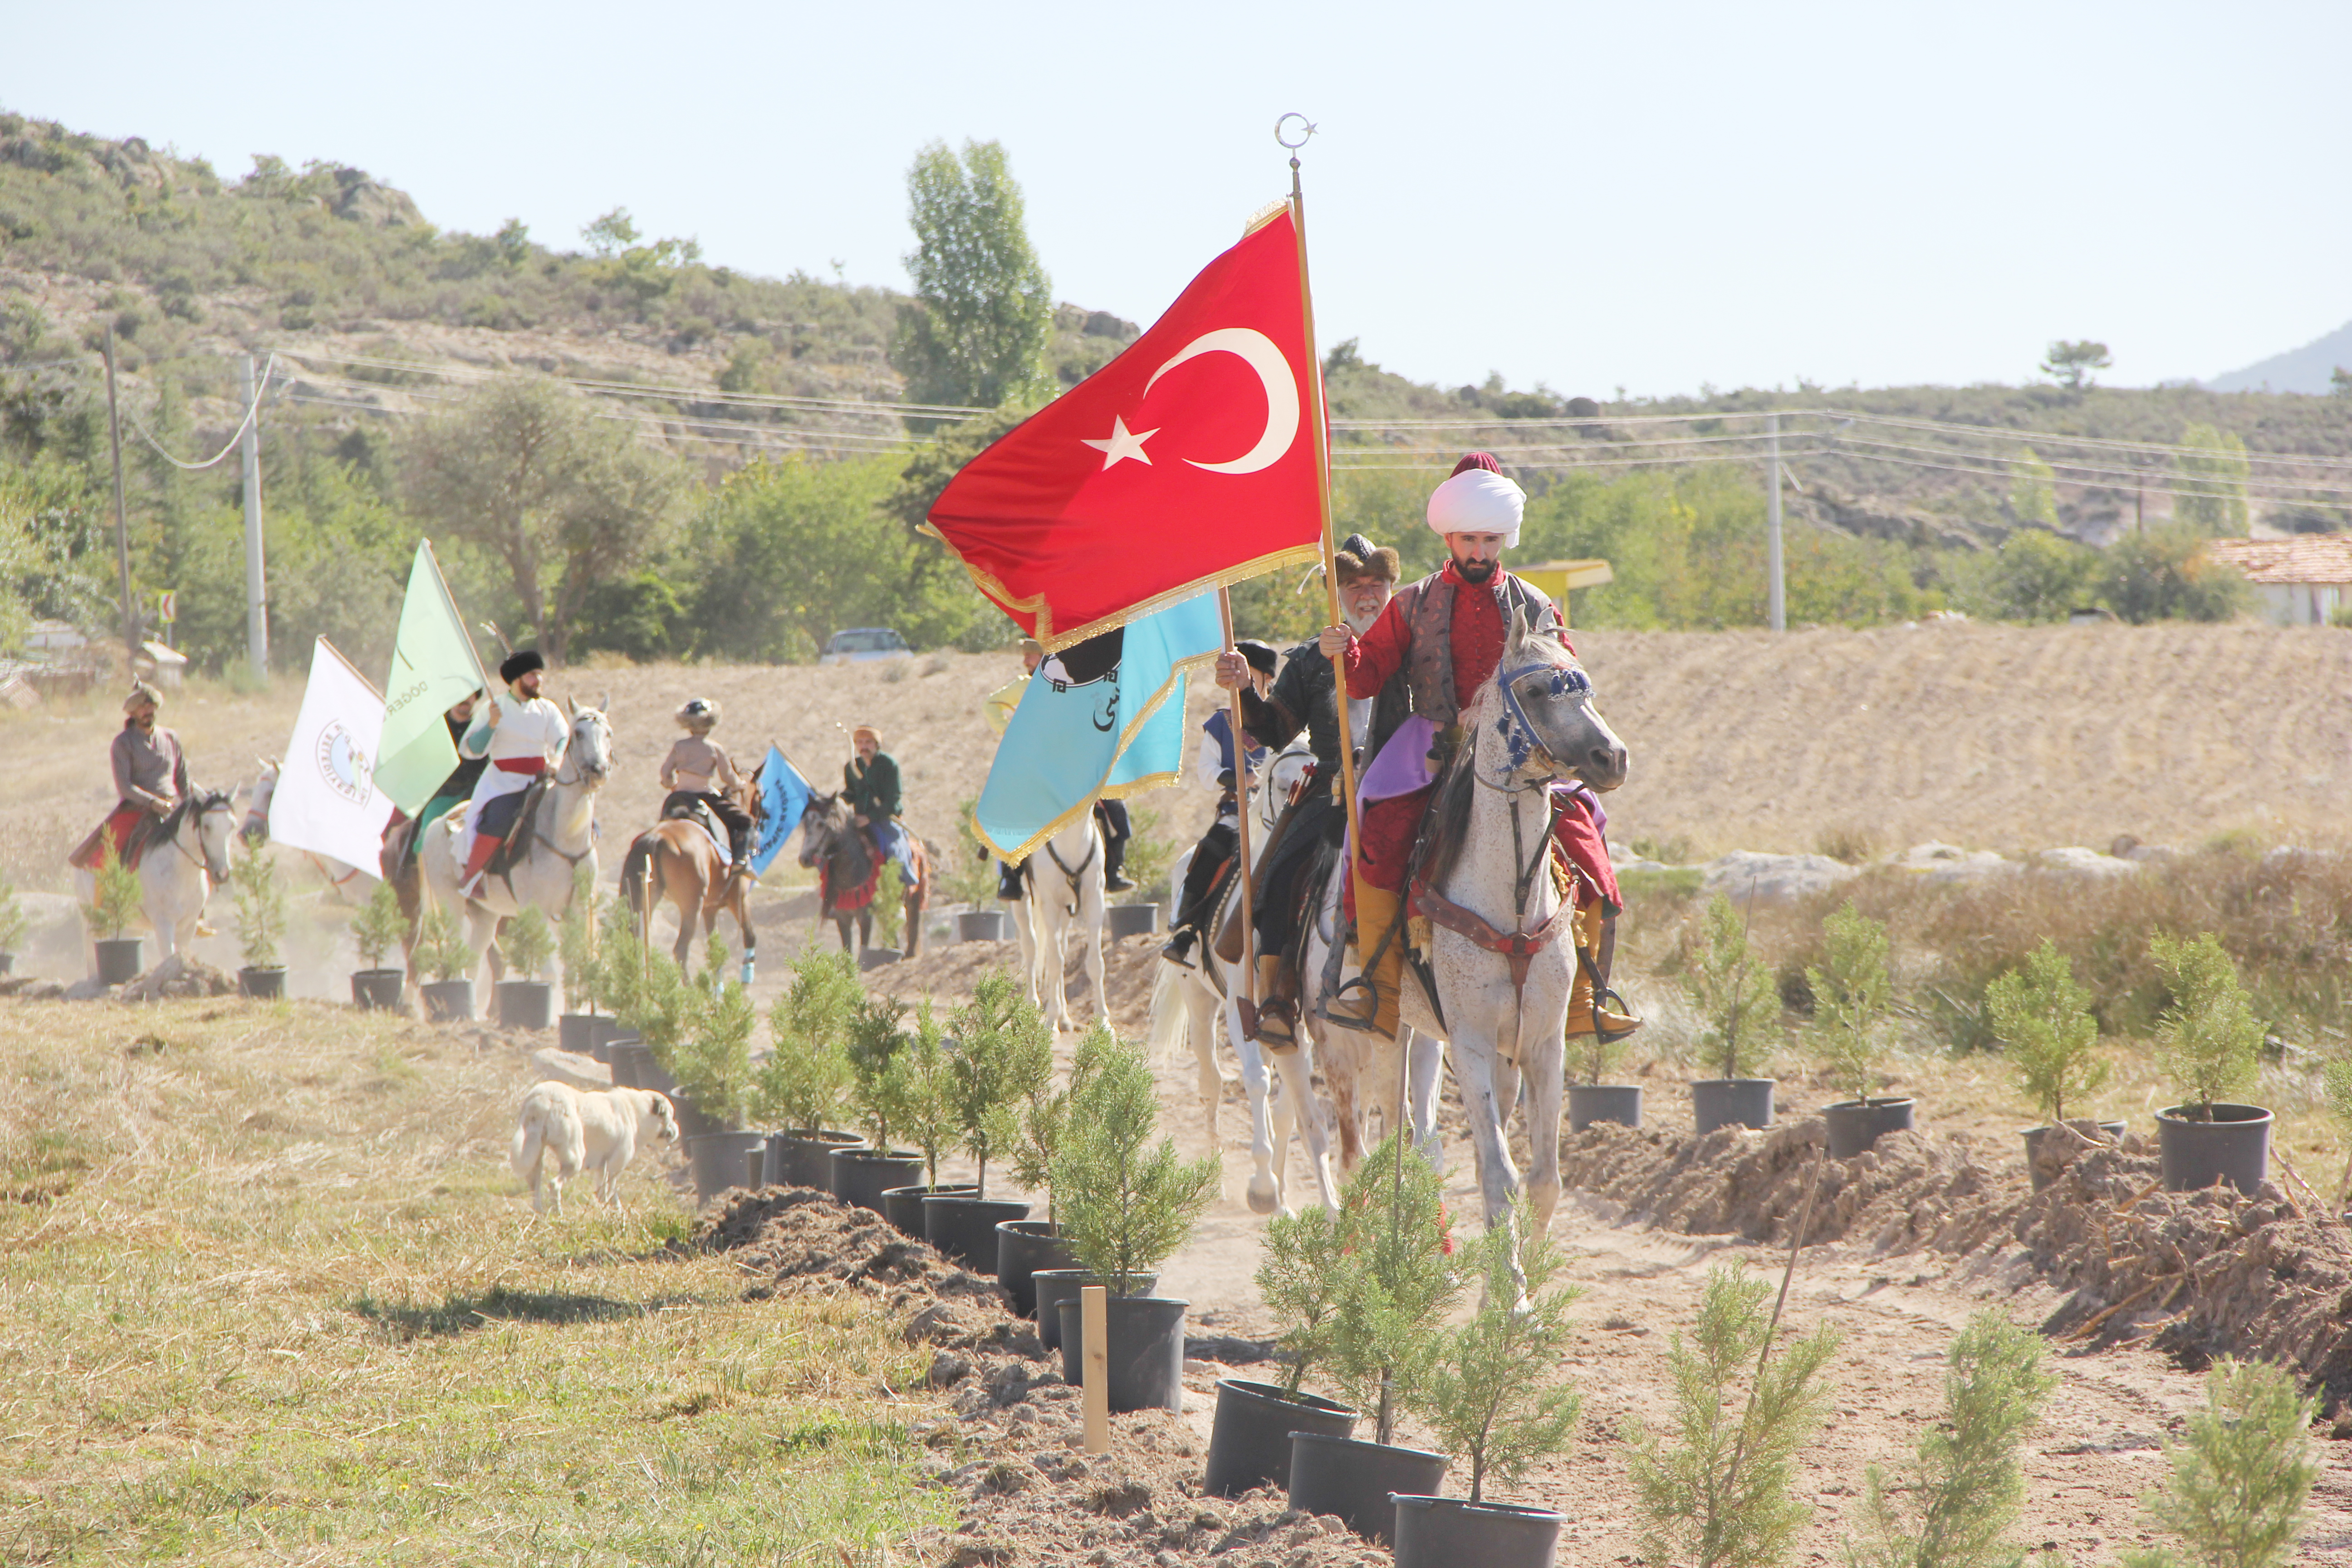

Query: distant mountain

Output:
[2205, 318, 2352, 394]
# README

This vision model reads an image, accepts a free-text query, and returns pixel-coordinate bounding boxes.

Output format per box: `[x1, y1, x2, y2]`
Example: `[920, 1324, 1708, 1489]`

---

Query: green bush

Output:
[945, 969, 1053, 1197]
[413, 905, 472, 985]
[0, 868, 29, 955]
[83, 839, 142, 941]
[882, 1000, 956, 1186]
[2150, 932, 2264, 1113]
[671, 940, 756, 1127]
[1051, 1031, 1216, 1296]
[1984, 940, 2106, 1127]
[499, 906, 554, 980]
[843, 992, 911, 1150]
[349, 877, 407, 973]
[1808, 902, 1894, 1104]
[750, 949, 859, 1135]
[556, 865, 596, 1009]
[1684, 892, 1779, 1080]
[229, 849, 285, 970]
[1009, 1019, 1109, 1229]
[2122, 1358, 2318, 1568]
[1325, 1133, 1465, 1443]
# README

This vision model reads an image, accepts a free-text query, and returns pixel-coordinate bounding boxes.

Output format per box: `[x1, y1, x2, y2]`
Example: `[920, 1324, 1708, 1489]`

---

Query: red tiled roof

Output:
[2204, 536, 2352, 585]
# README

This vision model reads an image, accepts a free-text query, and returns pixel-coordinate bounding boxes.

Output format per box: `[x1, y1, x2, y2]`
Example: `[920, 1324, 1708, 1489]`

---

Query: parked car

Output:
[818, 627, 914, 665]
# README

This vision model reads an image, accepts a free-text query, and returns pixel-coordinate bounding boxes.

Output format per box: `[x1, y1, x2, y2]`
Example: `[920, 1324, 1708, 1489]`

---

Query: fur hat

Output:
[1234, 639, 1279, 677]
[676, 697, 720, 731]
[1332, 532, 1400, 586]
[500, 648, 545, 685]
[122, 679, 162, 714]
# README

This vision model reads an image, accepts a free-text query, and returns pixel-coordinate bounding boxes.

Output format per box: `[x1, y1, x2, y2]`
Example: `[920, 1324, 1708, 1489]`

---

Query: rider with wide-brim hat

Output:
[660, 697, 755, 875]
[458, 649, 568, 895]
[70, 680, 189, 871]
[1321, 455, 1635, 1042]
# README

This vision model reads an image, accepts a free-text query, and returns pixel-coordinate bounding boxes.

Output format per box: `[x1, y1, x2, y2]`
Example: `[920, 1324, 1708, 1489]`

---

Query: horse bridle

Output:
[1042, 834, 1097, 916]
[174, 790, 236, 883]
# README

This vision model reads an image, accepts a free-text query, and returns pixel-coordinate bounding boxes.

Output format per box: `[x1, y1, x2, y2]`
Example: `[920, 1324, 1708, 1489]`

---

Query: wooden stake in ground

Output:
[1081, 1284, 1110, 1453]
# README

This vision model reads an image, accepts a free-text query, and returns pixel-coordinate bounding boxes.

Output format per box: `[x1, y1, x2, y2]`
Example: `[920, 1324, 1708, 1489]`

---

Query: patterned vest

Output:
[1393, 570, 1558, 725]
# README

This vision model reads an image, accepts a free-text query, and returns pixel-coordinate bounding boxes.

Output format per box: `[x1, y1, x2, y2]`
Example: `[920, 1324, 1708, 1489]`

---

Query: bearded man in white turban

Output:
[1318, 451, 1632, 1043]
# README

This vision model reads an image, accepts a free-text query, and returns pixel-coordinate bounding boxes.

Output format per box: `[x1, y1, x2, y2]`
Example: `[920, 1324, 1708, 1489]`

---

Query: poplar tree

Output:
[894, 139, 1054, 412]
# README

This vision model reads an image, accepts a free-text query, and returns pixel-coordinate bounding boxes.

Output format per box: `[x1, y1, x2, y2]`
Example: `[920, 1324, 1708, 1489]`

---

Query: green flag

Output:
[375, 540, 491, 814]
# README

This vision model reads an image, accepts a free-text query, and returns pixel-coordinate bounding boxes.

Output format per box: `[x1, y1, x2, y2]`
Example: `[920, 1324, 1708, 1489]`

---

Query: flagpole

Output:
[1217, 588, 1258, 1024]
[1282, 120, 1371, 992]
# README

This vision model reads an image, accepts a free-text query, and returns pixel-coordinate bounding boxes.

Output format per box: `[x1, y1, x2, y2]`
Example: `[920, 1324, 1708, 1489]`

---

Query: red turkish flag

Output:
[927, 204, 1328, 650]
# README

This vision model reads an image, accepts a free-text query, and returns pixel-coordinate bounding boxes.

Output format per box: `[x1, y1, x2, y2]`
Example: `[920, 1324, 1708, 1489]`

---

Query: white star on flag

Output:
[1081, 414, 1159, 470]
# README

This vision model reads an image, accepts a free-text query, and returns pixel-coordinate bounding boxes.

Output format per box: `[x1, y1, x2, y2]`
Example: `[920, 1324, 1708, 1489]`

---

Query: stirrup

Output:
[1160, 931, 1197, 970]
[1323, 975, 1379, 1029]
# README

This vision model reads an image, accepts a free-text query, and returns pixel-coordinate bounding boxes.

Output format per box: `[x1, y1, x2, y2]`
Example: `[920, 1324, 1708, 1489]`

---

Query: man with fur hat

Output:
[1321, 456, 1634, 1044]
[458, 649, 568, 895]
[71, 680, 189, 871]
[660, 697, 754, 872]
[1203, 534, 1401, 1046]
[1160, 637, 1276, 970]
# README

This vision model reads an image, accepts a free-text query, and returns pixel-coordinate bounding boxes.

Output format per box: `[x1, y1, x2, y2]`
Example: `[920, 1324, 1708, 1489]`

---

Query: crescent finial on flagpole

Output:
[1274, 113, 1316, 156]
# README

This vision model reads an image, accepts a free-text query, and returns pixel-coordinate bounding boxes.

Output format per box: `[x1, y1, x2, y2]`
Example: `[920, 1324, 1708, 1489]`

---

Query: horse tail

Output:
[618, 833, 658, 917]
[1147, 956, 1190, 1068]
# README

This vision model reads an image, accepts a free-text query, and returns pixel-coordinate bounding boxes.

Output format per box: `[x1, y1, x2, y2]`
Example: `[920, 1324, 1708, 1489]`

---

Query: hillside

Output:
[2207, 317, 2352, 396]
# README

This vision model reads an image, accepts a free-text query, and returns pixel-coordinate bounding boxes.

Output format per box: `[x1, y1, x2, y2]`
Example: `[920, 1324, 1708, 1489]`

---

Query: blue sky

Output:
[7, 0, 2347, 398]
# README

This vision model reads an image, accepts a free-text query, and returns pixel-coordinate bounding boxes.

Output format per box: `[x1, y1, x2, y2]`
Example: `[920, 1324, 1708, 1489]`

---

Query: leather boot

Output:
[1566, 899, 1642, 1039]
[1325, 881, 1403, 1040]
[1253, 954, 1298, 1050]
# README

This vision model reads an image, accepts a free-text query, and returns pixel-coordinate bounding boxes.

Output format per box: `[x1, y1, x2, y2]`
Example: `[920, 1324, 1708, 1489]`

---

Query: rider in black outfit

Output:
[1161, 641, 1278, 969]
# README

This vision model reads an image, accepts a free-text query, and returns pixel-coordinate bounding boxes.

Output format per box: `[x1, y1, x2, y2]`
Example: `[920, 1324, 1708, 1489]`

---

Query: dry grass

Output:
[0, 997, 950, 1565]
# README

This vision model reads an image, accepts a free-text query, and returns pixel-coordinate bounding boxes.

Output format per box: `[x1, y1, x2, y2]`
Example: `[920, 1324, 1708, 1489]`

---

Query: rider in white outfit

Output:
[459, 649, 569, 895]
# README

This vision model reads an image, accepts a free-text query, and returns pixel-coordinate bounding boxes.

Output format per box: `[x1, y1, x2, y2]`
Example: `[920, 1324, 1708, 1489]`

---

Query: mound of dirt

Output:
[1557, 1119, 2352, 1412]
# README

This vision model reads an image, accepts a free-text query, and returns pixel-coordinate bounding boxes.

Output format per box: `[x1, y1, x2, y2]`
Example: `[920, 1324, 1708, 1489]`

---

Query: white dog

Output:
[509, 1081, 679, 1215]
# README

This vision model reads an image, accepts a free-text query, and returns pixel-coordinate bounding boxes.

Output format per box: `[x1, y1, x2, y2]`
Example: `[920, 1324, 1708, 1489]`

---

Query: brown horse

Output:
[796, 792, 928, 956]
[617, 780, 761, 979]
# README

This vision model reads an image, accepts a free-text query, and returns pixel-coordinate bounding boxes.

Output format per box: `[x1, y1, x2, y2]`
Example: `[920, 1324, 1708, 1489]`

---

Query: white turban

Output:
[1426, 467, 1525, 549]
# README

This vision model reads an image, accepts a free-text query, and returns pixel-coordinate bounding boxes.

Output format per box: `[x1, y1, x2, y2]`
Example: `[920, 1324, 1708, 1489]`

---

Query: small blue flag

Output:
[751, 745, 814, 874]
[976, 591, 1223, 861]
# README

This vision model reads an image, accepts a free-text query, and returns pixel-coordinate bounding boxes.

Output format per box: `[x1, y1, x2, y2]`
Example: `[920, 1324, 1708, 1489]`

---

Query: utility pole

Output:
[1767, 412, 1786, 632]
[239, 354, 268, 681]
[103, 324, 137, 659]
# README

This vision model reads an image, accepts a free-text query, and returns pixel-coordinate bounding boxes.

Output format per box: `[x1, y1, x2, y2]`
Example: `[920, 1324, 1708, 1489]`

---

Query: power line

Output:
[122, 353, 277, 471]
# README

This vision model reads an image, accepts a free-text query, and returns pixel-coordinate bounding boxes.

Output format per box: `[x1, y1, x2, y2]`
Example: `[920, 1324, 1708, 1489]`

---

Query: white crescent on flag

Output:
[1141, 327, 1302, 475]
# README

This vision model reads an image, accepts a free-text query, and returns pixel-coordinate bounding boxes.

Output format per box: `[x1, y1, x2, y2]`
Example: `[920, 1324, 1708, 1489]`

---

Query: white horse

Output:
[74, 786, 242, 968]
[1146, 745, 1340, 1217]
[1398, 609, 1628, 1292]
[1022, 812, 1108, 1033]
[417, 698, 613, 980]
[1302, 861, 1447, 1178]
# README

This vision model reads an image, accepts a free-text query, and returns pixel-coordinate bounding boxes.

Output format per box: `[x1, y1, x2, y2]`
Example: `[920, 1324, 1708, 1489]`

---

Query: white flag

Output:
[270, 638, 394, 875]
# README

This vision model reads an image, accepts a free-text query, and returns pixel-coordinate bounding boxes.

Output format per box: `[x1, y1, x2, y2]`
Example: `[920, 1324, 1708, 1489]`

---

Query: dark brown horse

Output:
[796, 791, 928, 956]
[617, 767, 762, 978]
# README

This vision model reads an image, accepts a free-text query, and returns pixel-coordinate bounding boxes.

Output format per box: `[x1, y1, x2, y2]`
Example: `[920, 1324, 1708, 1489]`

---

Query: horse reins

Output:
[1043, 835, 1097, 916]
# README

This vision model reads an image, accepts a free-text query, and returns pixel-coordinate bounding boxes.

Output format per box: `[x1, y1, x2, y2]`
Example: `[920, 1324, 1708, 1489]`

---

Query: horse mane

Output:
[1411, 741, 1478, 894]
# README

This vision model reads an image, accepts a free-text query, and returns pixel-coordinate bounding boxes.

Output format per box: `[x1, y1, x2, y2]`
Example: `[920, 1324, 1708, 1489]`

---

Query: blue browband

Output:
[1490, 657, 1591, 778]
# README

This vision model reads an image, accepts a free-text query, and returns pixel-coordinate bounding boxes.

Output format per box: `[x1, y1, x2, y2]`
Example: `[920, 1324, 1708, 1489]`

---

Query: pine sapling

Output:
[1254, 1200, 1350, 1401]
[1686, 892, 1779, 1082]
[751, 949, 859, 1134]
[2323, 1055, 2352, 1207]
[1848, 1311, 2054, 1568]
[1326, 1130, 1464, 1444]
[883, 999, 957, 1187]
[1809, 902, 1895, 1104]
[594, 896, 648, 1020]
[86, 840, 143, 941]
[230, 849, 286, 970]
[1627, 1261, 1841, 1568]
[349, 877, 406, 973]
[415, 905, 473, 985]
[1410, 1202, 1583, 1504]
[2121, 1357, 2318, 1568]
[557, 864, 597, 1009]
[1010, 1018, 1112, 1230]
[946, 968, 1054, 1197]
[1051, 1030, 1218, 1297]
[627, 951, 694, 1073]
[0, 868, 28, 957]
[673, 938, 756, 1126]
[1985, 940, 2105, 1128]
[2149, 933, 2263, 1117]
[500, 906, 555, 980]
[843, 992, 911, 1150]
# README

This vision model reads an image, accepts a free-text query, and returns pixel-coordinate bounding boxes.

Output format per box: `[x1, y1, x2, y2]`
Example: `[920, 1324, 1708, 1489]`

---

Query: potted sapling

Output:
[921, 969, 1044, 1271]
[1684, 891, 1780, 1132]
[494, 906, 557, 1030]
[830, 990, 922, 1214]
[1390, 1208, 1586, 1568]
[1287, 1135, 1462, 1543]
[1627, 1260, 1841, 1568]
[414, 904, 477, 1022]
[750, 948, 864, 1188]
[348, 876, 407, 1011]
[1810, 902, 1911, 1157]
[595, 897, 652, 1083]
[624, 949, 696, 1122]
[1566, 1003, 1642, 1130]
[0, 868, 29, 976]
[881, 1000, 973, 1235]
[1049, 1029, 1218, 1412]
[230, 848, 288, 999]
[1023, 1025, 1126, 1347]
[674, 939, 764, 1202]
[998, 1018, 1107, 1318]
[555, 864, 605, 1053]
[1199, 1134, 1372, 1499]
[1986, 939, 2122, 1191]
[2150, 932, 2272, 1196]
[84, 840, 145, 984]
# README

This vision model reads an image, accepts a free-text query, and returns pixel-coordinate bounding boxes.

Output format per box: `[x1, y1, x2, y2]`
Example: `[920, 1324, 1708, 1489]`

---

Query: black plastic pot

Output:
[766, 1129, 865, 1189]
[1287, 1432, 1448, 1545]
[1391, 1495, 1563, 1568]
[2021, 1119, 2129, 1192]
[495, 979, 554, 1030]
[94, 936, 143, 985]
[1203, 1378, 1357, 1498]
[2156, 1103, 2273, 1196]
[1567, 1083, 1642, 1131]
[683, 1131, 766, 1203]
[557, 1012, 596, 1053]
[668, 1092, 720, 1142]
[588, 1016, 627, 1061]
[858, 947, 902, 971]
[1690, 1078, 1775, 1134]
[830, 1148, 924, 1213]
[957, 910, 1009, 943]
[745, 1145, 767, 1189]
[1105, 903, 1160, 939]
[923, 1194, 1031, 1272]
[351, 969, 405, 1010]
[607, 1040, 648, 1089]
[237, 965, 287, 1000]
[634, 1054, 680, 1098]
[420, 978, 475, 1023]
[1031, 1269, 1157, 1350]
[1824, 1096, 1916, 1158]
[1056, 1294, 1189, 1413]
[996, 1220, 1078, 1317]
[883, 1181, 975, 1235]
